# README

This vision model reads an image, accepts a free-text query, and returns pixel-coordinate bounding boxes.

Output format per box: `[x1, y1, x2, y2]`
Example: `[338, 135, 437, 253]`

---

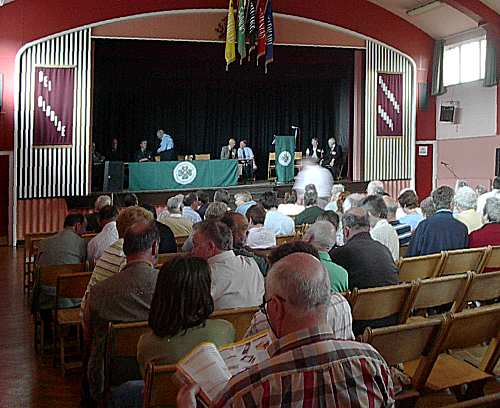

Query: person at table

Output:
[220, 138, 237, 160]
[305, 137, 323, 161]
[322, 137, 343, 179]
[106, 138, 123, 162]
[237, 139, 256, 180]
[156, 129, 174, 161]
[134, 140, 153, 162]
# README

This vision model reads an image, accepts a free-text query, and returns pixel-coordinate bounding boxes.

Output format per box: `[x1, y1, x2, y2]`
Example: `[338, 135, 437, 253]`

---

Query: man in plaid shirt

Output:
[178, 252, 395, 407]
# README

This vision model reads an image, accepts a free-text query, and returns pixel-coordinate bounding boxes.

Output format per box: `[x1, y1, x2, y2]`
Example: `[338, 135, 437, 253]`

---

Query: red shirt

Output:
[469, 223, 500, 248]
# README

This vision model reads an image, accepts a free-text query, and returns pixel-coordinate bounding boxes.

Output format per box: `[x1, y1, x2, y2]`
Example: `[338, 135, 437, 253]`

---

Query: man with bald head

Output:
[177, 251, 394, 407]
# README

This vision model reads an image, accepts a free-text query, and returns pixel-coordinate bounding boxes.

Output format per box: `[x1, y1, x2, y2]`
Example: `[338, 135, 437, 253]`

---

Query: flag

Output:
[237, 0, 246, 63]
[376, 72, 403, 136]
[256, 0, 266, 65]
[246, 0, 257, 60]
[275, 135, 296, 183]
[225, 0, 236, 70]
[33, 67, 75, 146]
[264, 0, 274, 73]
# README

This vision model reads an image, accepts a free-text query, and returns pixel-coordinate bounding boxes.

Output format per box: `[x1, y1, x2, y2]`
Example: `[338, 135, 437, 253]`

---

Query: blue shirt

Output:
[237, 147, 254, 160]
[399, 213, 424, 231]
[157, 134, 174, 153]
[264, 209, 295, 236]
[236, 200, 257, 216]
[182, 207, 202, 224]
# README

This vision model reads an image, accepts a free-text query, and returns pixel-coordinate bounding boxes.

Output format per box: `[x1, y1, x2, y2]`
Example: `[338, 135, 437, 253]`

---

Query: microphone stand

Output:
[442, 162, 459, 179]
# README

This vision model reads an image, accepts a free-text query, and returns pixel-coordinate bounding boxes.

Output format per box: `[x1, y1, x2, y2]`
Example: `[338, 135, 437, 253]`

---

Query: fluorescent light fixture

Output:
[407, 1, 442, 16]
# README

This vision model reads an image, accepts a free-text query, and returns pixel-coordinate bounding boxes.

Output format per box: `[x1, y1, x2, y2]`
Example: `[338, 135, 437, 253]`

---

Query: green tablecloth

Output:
[128, 160, 238, 191]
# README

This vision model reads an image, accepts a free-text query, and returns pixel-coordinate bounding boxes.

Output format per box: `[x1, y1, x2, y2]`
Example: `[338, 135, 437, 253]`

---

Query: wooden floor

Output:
[0, 245, 498, 407]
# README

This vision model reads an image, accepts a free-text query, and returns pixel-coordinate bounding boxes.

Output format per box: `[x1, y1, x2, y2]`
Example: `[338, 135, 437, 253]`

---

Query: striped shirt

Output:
[389, 220, 412, 246]
[212, 325, 394, 408]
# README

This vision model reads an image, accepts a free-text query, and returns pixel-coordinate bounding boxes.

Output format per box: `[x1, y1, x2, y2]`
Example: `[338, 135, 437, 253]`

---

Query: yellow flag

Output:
[225, 0, 236, 70]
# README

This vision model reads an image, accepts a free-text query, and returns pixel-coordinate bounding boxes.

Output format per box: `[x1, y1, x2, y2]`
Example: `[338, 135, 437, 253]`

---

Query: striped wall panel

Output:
[17, 28, 92, 199]
[364, 41, 415, 181]
[383, 179, 411, 200]
[16, 198, 68, 240]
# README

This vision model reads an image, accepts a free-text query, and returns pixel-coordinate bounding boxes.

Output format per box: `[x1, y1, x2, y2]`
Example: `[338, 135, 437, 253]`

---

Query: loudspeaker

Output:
[496, 148, 500, 177]
[103, 161, 124, 192]
[418, 82, 428, 111]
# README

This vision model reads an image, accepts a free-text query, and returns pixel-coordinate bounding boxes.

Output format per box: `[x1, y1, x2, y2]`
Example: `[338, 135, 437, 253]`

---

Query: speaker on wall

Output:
[103, 161, 124, 192]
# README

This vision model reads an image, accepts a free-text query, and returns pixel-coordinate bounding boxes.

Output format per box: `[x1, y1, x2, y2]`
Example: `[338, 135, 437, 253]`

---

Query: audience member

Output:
[454, 186, 482, 233]
[86, 194, 112, 232]
[158, 195, 193, 237]
[477, 176, 500, 215]
[234, 191, 256, 216]
[191, 220, 264, 309]
[407, 186, 468, 257]
[342, 192, 365, 212]
[84, 221, 160, 401]
[469, 197, 500, 249]
[182, 193, 202, 224]
[122, 193, 139, 208]
[213, 189, 233, 210]
[420, 196, 436, 219]
[384, 196, 411, 246]
[196, 190, 210, 219]
[245, 204, 276, 249]
[475, 184, 487, 197]
[361, 195, 400, 261]
[397, 190, 424, 230]
[141, 203, 177, 254]
[303, 221, 348, 292]
[317, 210, 343, 246]
[87, 205, 119, 264]
[178, 252, 393, 408]
[293, 158, 333, 208]
[261, 191, 295, 236]
[324, 184, 345, 212]
[366, 180, 385, 195]
[277, 190, 304, 217]
[294, 185, 324, 225]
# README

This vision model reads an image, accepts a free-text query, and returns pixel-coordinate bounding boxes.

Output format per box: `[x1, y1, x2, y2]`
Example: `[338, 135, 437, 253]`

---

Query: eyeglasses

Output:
[259, 295, 287, 315]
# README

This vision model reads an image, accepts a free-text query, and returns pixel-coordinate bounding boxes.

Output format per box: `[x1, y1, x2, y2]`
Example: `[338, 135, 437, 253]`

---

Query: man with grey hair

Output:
[454, 186, 482, 233]
[86, 194, 112, 232]
[366, 180, 385, 195]
[158, 194, 193, 237]
[177, 252, 394, 408]
[469, 197, 500, 253]
[408, 186, 468, 257]
[234, 191, 256, 216]
[342, 192, 366, 212]
[303, 221, 348, 292]
[420, 196, 436, 219]
[325, 183, 345, 212]
[477, 176, 500, 215]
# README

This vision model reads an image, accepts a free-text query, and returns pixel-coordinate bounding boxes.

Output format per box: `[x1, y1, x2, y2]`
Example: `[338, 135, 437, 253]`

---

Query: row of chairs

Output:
[398, 246, 500, 282]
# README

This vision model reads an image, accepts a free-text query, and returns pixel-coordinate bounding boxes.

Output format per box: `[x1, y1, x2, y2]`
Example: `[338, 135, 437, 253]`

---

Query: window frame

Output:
[443, 36, 486, 87]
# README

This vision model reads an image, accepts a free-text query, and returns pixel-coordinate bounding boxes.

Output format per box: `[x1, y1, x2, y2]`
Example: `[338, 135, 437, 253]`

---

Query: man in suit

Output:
[220, 138, 237, 160]
[407, 185, 468, 257]
[322, 137, 343, 179]
[134, 140, 153, 162]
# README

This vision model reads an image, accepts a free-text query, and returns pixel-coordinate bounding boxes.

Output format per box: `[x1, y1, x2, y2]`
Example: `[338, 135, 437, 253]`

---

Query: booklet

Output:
[176, 331, 272, 405]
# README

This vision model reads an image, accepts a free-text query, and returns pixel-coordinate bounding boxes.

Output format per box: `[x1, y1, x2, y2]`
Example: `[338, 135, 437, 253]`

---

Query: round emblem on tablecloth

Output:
[278, 151, 292, 166]
[173, 161, 197, 185]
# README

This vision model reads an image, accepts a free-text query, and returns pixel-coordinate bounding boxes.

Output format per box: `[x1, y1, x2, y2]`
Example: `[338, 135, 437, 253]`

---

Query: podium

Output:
[274, 135, 296, 183]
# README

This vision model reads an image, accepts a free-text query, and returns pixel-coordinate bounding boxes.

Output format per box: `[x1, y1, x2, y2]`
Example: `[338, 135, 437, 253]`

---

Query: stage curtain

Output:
[431, 39, 446, 96]
[92, 40, 353, 179]
[483, 28, 498, 87]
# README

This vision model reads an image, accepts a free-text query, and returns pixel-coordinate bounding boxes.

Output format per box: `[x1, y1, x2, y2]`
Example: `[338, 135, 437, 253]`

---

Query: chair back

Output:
[455, 271, 500, 311]
[210, 307, 259, 341]
[362, 319, 443, 366]
[440, 392, 500, 408]
[143, 361, 178, 408]
[479, 245, 500, 272]
[267, 152, 276, 180]
[350, 282, 416, 324]
[37, 263, 86, 287]
[399, 245, 409, 259]
[276, 234, 295, 246]
[411, 273, 472, 314]
[156, 253, 184, 268]
[175, 235, 188, 251]
[55, 272, 91, 309]
[398, 253, 444, 282]
[438, 248, 488, 276]
[195, 154, 210, 161]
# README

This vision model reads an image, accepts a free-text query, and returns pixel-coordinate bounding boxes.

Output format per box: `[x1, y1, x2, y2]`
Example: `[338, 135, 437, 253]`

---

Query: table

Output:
[128, 160, 239, 191]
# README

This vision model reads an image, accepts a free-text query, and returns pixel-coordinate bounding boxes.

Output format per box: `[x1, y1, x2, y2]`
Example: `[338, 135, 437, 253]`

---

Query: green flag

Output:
[237, 0, 246, 63]
[275, 135, 295, 183]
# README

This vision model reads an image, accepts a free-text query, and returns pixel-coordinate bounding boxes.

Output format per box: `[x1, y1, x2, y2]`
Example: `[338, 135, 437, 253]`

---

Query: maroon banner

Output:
[34, 67, 75, 146]
[376, 72, 403, 137]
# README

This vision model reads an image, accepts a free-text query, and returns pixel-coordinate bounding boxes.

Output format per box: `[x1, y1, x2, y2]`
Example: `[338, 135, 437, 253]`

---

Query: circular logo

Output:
[173, 161, 197, 185]
[278, 151, 292, 166]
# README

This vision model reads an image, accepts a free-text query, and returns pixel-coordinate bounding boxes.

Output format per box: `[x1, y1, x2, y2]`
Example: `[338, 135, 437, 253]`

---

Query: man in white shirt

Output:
[262, 191, 295, 236]
[156, 129, 174, 161]
[87, 205, 119, 264]
[361, 195, 400, 261]
[237, 140, 257, 180]
[477, 177, 500, 216]
[293, 158, 333, 208]
[246, 204, 276, 249]
[191, 220, 264, 310]
[182, 192, 202, 224]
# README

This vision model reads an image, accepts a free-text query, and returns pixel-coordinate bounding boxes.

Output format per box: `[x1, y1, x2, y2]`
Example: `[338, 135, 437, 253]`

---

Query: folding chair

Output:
[143, 361, 178, 408]
[23, 232, 55, 292]
[54, 272, 92, 375]
[210, 307, 259, 341]
[267, 152, 276, 180]
[438, 248, 488, 276]
[478, 245, 500, 273]
[440, 392, 500, 408]
[454, 271, 500, 312]
[195, 154, 210, 161]
[398, 253, 445, 282]
[276, 234, 296, 246]
[156, 253, 184, 269]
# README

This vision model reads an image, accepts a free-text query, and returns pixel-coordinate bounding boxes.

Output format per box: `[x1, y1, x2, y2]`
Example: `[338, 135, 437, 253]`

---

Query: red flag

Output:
[256, 0, 266, 65]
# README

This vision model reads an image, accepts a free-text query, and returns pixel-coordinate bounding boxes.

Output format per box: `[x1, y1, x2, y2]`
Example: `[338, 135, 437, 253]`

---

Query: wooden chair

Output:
[440, 392, 500, 408]
[478, 245, 500, 273]
[54, 272, 92, 375]
[267, 152, 276, 180]
[399, 244, 409, 259]
[407, 305, 500, 396]
[177, 155, 185, 161]
[156, 252, 185, 268]
[210, 307, 259, 341]
[294, 151, 303, 172]
[276, 234, 296, 246]
[438, 248, 489, 276]
[23, 232, 56, 292]
[398, 253, 445, 282]
[362, 318, 444, 405]
[408, 273, 473, 319]
[349, 282, 417, 326]
[195, 153, 210, 161]
[175, 235, 188, 252]
[454, 270, 500, 312]
[143, 361, 178, 408]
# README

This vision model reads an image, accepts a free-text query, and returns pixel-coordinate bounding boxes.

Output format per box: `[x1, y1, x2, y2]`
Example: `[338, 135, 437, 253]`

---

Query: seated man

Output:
[182, 192, 202, 224]
[246, 204, 276, 249]
[220, 138, 237, 160]
[366, 180, 385, 196]
[454, 186, 482, 233]
[83, 221, 160, 402]
[277, 190, 304, 217]
[362, 195, 400, 261]
[87, 205, 119, 264]
[321, 137, 343, 179]
[196, 190, 210, 219]
[477, 176, 500, 215]
[134, 140, 153, 162]
[294, 185, 324, 226]
[158, 195, 193, 237]
[237, 139, 256, 181]
[303, 221, 348, 293]
[86, 194, 111, 233]
[261, 191, 295, 236]
[191, 220, 264, 309]
[234, 191, 257, 216]
[407, 186, 468, 257]
[141, 203, 177, 254]
[383, 196, 411, 247]
[177, 252, 394, 408]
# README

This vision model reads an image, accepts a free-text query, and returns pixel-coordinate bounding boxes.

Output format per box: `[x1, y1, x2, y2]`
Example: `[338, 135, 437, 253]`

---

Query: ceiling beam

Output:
[442, 0, 500, 34]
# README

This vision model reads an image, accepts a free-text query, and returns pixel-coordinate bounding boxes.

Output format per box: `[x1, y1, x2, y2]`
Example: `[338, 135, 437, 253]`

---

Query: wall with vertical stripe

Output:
[16, 28, 91, 199]
[364, 41, 415, 182]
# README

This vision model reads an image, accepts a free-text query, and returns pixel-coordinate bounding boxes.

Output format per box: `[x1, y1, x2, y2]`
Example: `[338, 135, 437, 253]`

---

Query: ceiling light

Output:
[407, 1, 442, 16]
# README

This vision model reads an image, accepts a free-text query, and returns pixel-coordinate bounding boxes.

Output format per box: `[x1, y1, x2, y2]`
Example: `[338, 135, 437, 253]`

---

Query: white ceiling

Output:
[368, 0, 497, 39]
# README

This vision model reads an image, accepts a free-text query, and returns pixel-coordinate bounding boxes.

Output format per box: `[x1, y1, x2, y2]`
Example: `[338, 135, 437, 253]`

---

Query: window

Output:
[443, 37, 486, 86]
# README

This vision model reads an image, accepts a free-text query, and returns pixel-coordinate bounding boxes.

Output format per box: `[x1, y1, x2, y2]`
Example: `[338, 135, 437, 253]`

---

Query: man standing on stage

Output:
[238, 139, 257, 181]
[106, 138, 122, 162]
[322, 137, 343, 180]
[156, 129, 174, 161]
[135, 140, 153, 162]
[220, 138, 237, 160]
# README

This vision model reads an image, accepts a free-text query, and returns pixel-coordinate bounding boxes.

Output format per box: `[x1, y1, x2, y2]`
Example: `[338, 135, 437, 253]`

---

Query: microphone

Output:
[291, 125, 298, 129]
[440, 161, 449, 166]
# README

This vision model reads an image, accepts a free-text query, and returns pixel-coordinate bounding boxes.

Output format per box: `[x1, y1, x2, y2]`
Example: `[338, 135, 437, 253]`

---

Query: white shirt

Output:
[87, 221, 119, 263]
[370, 219, 400, 261]
[293, 164, 333, 198]
[277, 203, 305, 217]
[209, 250, 264, 310]
[477, 189, 500, 216]
[182, 206, 202, 224]
[264, 209, 295, 236]
[246, 226, 277, 249]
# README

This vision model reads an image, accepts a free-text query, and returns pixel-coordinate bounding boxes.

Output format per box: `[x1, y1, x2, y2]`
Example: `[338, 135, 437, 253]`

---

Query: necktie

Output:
[243, 148, 247, 159]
